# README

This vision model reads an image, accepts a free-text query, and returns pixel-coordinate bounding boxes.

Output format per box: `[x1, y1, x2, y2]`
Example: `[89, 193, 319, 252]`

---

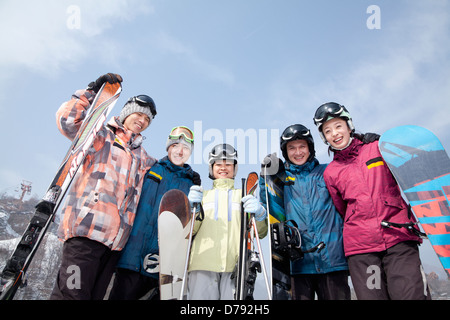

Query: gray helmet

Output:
[208, 143, 238, 179]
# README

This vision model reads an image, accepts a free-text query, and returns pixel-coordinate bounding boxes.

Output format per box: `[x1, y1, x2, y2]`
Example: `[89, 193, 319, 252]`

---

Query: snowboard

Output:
[261, 164, 292, 300]
[379, 125, 450, 278]
[158, 189, 193, 300]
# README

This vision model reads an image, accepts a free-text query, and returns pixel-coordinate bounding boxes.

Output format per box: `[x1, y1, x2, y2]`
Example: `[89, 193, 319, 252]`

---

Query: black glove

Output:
[192, 171, 201, 186]
[87, 73, 123, 93]
[354, 132, 380, 144]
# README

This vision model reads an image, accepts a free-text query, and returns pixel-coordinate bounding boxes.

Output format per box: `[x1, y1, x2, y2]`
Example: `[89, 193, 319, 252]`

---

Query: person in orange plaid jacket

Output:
[50, 73, 157, 300]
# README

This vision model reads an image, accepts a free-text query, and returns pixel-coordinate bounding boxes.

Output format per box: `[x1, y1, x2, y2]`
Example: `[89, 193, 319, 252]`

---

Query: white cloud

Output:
[340, 2, 450, 140]
[0, 0, 154, 76]
[264, 1, 450, 151]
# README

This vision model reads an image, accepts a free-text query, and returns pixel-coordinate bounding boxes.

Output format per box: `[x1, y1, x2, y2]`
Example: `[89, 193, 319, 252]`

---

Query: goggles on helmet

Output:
[169, 126, 194, 144]
[209, 143, 238, 159]
[208, 144, 238, 179]
[280, 124, 316, 163]
[313, 102, 355, 144]
[313, 102, 349, 125]
[128, 95, 157, 118]
[281, 124, 311, 141]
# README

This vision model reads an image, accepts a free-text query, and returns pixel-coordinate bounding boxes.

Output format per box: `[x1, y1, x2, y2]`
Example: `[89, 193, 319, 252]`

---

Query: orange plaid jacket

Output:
[56, 89, 156, 250]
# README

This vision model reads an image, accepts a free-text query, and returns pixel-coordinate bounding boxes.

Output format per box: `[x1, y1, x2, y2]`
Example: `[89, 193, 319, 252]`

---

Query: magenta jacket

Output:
[324, 139, 421, 256]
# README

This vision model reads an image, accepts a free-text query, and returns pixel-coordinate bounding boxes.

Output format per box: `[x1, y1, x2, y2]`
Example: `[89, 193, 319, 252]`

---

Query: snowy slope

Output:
[0, 197, 62, 300]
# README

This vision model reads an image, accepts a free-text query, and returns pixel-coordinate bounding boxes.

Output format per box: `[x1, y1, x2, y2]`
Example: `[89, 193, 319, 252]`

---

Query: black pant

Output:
[109, 268, 159, 300]
[50, 237, 120, 300]
[291, 270, 351, 300]
[348, 241, 431, 300]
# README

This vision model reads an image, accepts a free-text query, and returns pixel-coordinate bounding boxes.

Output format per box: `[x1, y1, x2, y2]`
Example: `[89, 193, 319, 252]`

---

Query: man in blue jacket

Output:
[261, 124, 350, 300]
[109, 126, 200, 300]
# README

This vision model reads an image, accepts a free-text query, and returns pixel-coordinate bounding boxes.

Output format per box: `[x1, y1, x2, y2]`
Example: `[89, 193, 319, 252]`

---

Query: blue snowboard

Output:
[379, 125, 450, 278]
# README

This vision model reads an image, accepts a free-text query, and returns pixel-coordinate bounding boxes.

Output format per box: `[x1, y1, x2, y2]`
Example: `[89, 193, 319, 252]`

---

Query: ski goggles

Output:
[210, 143, 238, 158]
[313, 102, 348, 124]
[128, 95, 157, 117]
[281, 124, 311, 141]
[169, 126, 194, 143]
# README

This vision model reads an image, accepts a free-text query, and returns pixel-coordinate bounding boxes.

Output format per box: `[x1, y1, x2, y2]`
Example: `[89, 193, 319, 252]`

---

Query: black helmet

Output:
[280, 124, 315, 163]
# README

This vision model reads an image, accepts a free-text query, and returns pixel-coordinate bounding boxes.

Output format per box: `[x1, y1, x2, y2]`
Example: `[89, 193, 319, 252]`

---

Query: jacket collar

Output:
[333, 138, 363, 162]
[213, 178, 235, 190]
[286, 158, 319, 175]
[159, 156, 194, 178]
[108, 117, 144, 149]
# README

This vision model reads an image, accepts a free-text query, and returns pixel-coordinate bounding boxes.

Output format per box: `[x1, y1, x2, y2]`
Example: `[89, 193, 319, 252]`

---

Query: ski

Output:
[236, 172, 270, 300]
[0, 82, 122, 300]
[245, 172, 271, 300]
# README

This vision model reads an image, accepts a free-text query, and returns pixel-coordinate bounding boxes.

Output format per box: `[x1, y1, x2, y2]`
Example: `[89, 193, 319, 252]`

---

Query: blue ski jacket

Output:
[285, 159, 348, 274]
[262, 158, 348, 275]
[116, 156, 197, 278]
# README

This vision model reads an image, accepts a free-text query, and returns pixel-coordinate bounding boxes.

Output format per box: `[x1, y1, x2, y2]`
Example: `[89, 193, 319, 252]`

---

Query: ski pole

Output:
[179, 202, 199, 300]
[236, 178, 247, 300]
[250, 214, 272, 299]
[263, 165, 273, 299]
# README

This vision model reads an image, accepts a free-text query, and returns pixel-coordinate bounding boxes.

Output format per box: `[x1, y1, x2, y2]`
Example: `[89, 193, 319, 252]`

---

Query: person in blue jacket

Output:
[109, 126, 200, 300]
[260, 124, 350, 300]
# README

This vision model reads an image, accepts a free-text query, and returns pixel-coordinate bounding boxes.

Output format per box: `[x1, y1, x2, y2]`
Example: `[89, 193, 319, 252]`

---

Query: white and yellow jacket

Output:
[188, 178, 268, 273]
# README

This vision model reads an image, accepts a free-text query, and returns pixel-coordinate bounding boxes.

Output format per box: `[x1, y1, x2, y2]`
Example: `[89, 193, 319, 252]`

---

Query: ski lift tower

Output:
[18, 180, 32, 209]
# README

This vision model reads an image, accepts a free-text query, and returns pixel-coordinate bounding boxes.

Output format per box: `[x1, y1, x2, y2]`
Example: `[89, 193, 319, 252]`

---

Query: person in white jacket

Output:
[187, 144, 268, 300]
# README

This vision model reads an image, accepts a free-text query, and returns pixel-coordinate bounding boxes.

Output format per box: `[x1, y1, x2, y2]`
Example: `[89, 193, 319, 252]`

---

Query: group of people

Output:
[261, 104, 429, 300]
[50, 73, 430, 300]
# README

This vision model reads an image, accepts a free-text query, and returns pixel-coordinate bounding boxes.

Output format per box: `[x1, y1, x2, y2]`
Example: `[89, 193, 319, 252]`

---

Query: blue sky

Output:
[1, 0, 450, 283]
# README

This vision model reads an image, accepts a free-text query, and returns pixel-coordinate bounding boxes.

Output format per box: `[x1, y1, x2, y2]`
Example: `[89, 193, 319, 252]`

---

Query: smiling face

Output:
[212, 160, 235, 179]
[168, 142, 191, 166]
[123, 112, 150, 134]
[322, 117, 353, 150]
[286, 139, 310, 166]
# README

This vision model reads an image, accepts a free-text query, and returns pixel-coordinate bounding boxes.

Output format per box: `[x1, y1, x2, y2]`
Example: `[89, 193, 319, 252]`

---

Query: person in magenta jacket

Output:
[313, 102, 430, 300]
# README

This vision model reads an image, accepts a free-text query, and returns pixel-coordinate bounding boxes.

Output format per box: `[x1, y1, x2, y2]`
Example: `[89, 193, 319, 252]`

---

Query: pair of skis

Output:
[236, 172, 271, 300]
[0, 82, 122, 300]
